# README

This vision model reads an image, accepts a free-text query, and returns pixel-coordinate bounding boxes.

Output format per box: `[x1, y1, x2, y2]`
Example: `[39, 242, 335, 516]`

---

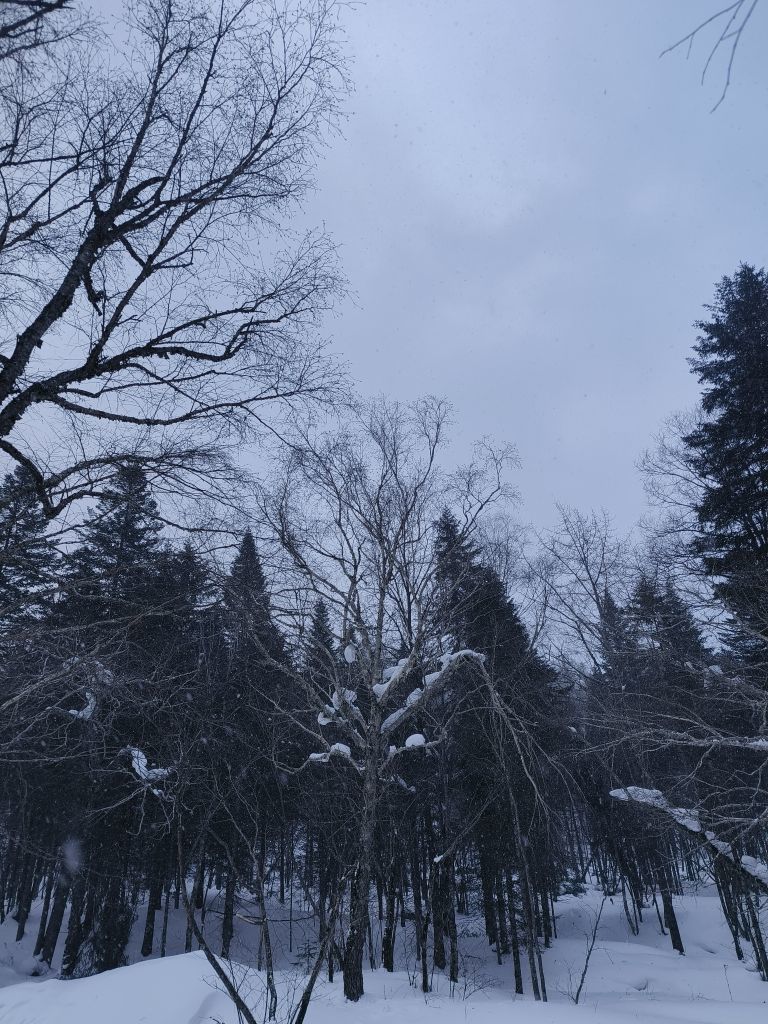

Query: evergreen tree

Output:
[305, 598, 336, 697]
[150, 542, 212, 671]
[464, 566, 543, 683]
[682, 264, 768, 652]
[59, 465, 163, 637]
[655, 580, 708, 667]
[223, 530, 288, 755]
[434, 509, 482, 645]
[0, 466, 56, 622]
[224, 530, 285, 662]
[596, 589, 635, 695]
[625, 576, 708, 702]
[434, 509, 549, 688]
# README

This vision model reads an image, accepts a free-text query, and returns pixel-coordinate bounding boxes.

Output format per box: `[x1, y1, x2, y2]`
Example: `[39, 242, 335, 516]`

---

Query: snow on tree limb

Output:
[624, 728, 768, 753]
[305, 742, 363, 771]
[405, 733, 426, 748]
[380, 649, 485, 736]
[372, 655, 411, 702]
[123, 747, 173, 798]
[610, 786, 768, 894]
[384, 731, 445, 765]
[67, 691, 96, 721]
[314, 684, 366, 744]
[58, 658, 114, 721]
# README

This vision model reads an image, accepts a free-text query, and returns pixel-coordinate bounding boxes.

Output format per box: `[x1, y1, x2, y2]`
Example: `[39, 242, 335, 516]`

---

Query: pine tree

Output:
[596, 589, 635, 694]
[305, 598, 336, 697]
[434, 507, 551, 690]
[464, 566, 542, 683]
[683, 264, 768, 652]
[225, 530, 285, 663]
[0, 466, 56, 623]
[222, 529, 288, 754]
[59, 464, 163, 636]
[434, 509, 481, 645]
[151, 542, 211, 665]
[656, 581, 708, 666]
[624, 576, 708, 701]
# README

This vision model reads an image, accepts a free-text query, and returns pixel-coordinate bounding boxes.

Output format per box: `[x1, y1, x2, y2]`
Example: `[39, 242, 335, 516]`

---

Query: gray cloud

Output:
[301, 0, 767, 531]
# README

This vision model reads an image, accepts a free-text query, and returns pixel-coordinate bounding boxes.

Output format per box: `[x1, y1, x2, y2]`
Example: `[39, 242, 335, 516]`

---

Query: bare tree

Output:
[0, 0, 347, 517]
[0, 1, 77, 64]
[253, 397, 514, 1000]
[661, 1, 760, 110]
[537, 506, 631, 677]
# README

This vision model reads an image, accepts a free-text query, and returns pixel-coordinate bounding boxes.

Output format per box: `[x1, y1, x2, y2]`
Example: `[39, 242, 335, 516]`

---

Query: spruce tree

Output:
[464, 566, 543, 683]
[434, 509, 481, 645]
[225, 530, 285, 662]
[0, 466, 56, 623]
[150, 542, 211, 671]
[624, 576, 708, 702]
[305, 598, 336, 697]
[683, 264, 768, 652]
[434, 507, 551, 690]
[223, 530, 288, 752]
[597, 590, 635, 695]
[60, 464, 163, 637]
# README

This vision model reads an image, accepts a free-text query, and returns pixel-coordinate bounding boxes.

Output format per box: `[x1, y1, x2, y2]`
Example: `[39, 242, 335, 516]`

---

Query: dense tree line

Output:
[0, 414, 571, 1007]
[2, 1, 768, 1017]
[2, 259, 768, 1016]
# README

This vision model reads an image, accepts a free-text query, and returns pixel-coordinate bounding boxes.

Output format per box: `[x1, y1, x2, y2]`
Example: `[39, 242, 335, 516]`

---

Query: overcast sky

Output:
[300, 1, 767, 533]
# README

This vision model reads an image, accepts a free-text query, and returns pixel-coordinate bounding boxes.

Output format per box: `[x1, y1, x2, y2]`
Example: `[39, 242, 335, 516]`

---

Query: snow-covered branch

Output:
[380, 650, 485, 736]
[304, 742, 364, 772]
[67, 691, 96, 722]
[610, 786, 768, 894]
[123, 746, 174, 798]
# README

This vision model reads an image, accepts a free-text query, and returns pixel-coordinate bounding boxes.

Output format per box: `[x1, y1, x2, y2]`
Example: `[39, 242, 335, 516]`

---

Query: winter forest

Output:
[1, 3, 768, 1024]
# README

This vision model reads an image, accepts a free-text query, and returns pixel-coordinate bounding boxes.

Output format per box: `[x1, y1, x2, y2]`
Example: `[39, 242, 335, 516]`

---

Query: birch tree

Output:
[257, 398, 513, 1000]
[0, 0, 346, 517]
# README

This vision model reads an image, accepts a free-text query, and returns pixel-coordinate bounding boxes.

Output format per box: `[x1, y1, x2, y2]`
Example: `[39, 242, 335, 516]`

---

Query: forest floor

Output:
[1, 883, 766, 1023]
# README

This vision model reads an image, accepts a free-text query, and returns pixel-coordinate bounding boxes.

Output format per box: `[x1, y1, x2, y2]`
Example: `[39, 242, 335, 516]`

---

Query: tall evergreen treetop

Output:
[78, 465, 161, 579]
[225, 530, 284, 661]
[59, 465, 164, 633]
[434, 508, 550, 690]
[434, 510, 480, 590]
[624, 576, 708, 695]
[305, 598, 336, 689]
[434, 508, 481, 643]
[683, 264, 768, 641]
[596, 589, 635, 693]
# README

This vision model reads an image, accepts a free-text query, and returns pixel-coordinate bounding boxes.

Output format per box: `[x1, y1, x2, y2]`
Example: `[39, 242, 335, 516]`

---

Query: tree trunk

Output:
[41, 860, 74, 968]
[410, 837, 430, 994]
[34, 865, 56, 958]
[342, 748, 377, 1002]
[60, 873, 87, 977]
[13, 853, 34, 942]
[141, 868, 163, 957]
[221, 868, 236, 959]
[382, 863, 397, 972]
[655, 858, 684, 955]
[185, 859, 204, 954]
[505, 868, 524, 995]
[160, 870, 172, 958]
[446, 859, 459, 985]
[343, 859, 372, 1000]
[495, 871, 510, 956]
[252, 814, 279, 1019]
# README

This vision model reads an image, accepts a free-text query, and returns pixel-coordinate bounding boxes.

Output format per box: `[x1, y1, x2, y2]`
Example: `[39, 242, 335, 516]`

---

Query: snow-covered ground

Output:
[2, 884, 767, 1023]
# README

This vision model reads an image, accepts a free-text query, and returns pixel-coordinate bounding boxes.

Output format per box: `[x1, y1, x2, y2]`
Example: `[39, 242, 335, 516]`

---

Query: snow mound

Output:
[0, 952, 235, 1024]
